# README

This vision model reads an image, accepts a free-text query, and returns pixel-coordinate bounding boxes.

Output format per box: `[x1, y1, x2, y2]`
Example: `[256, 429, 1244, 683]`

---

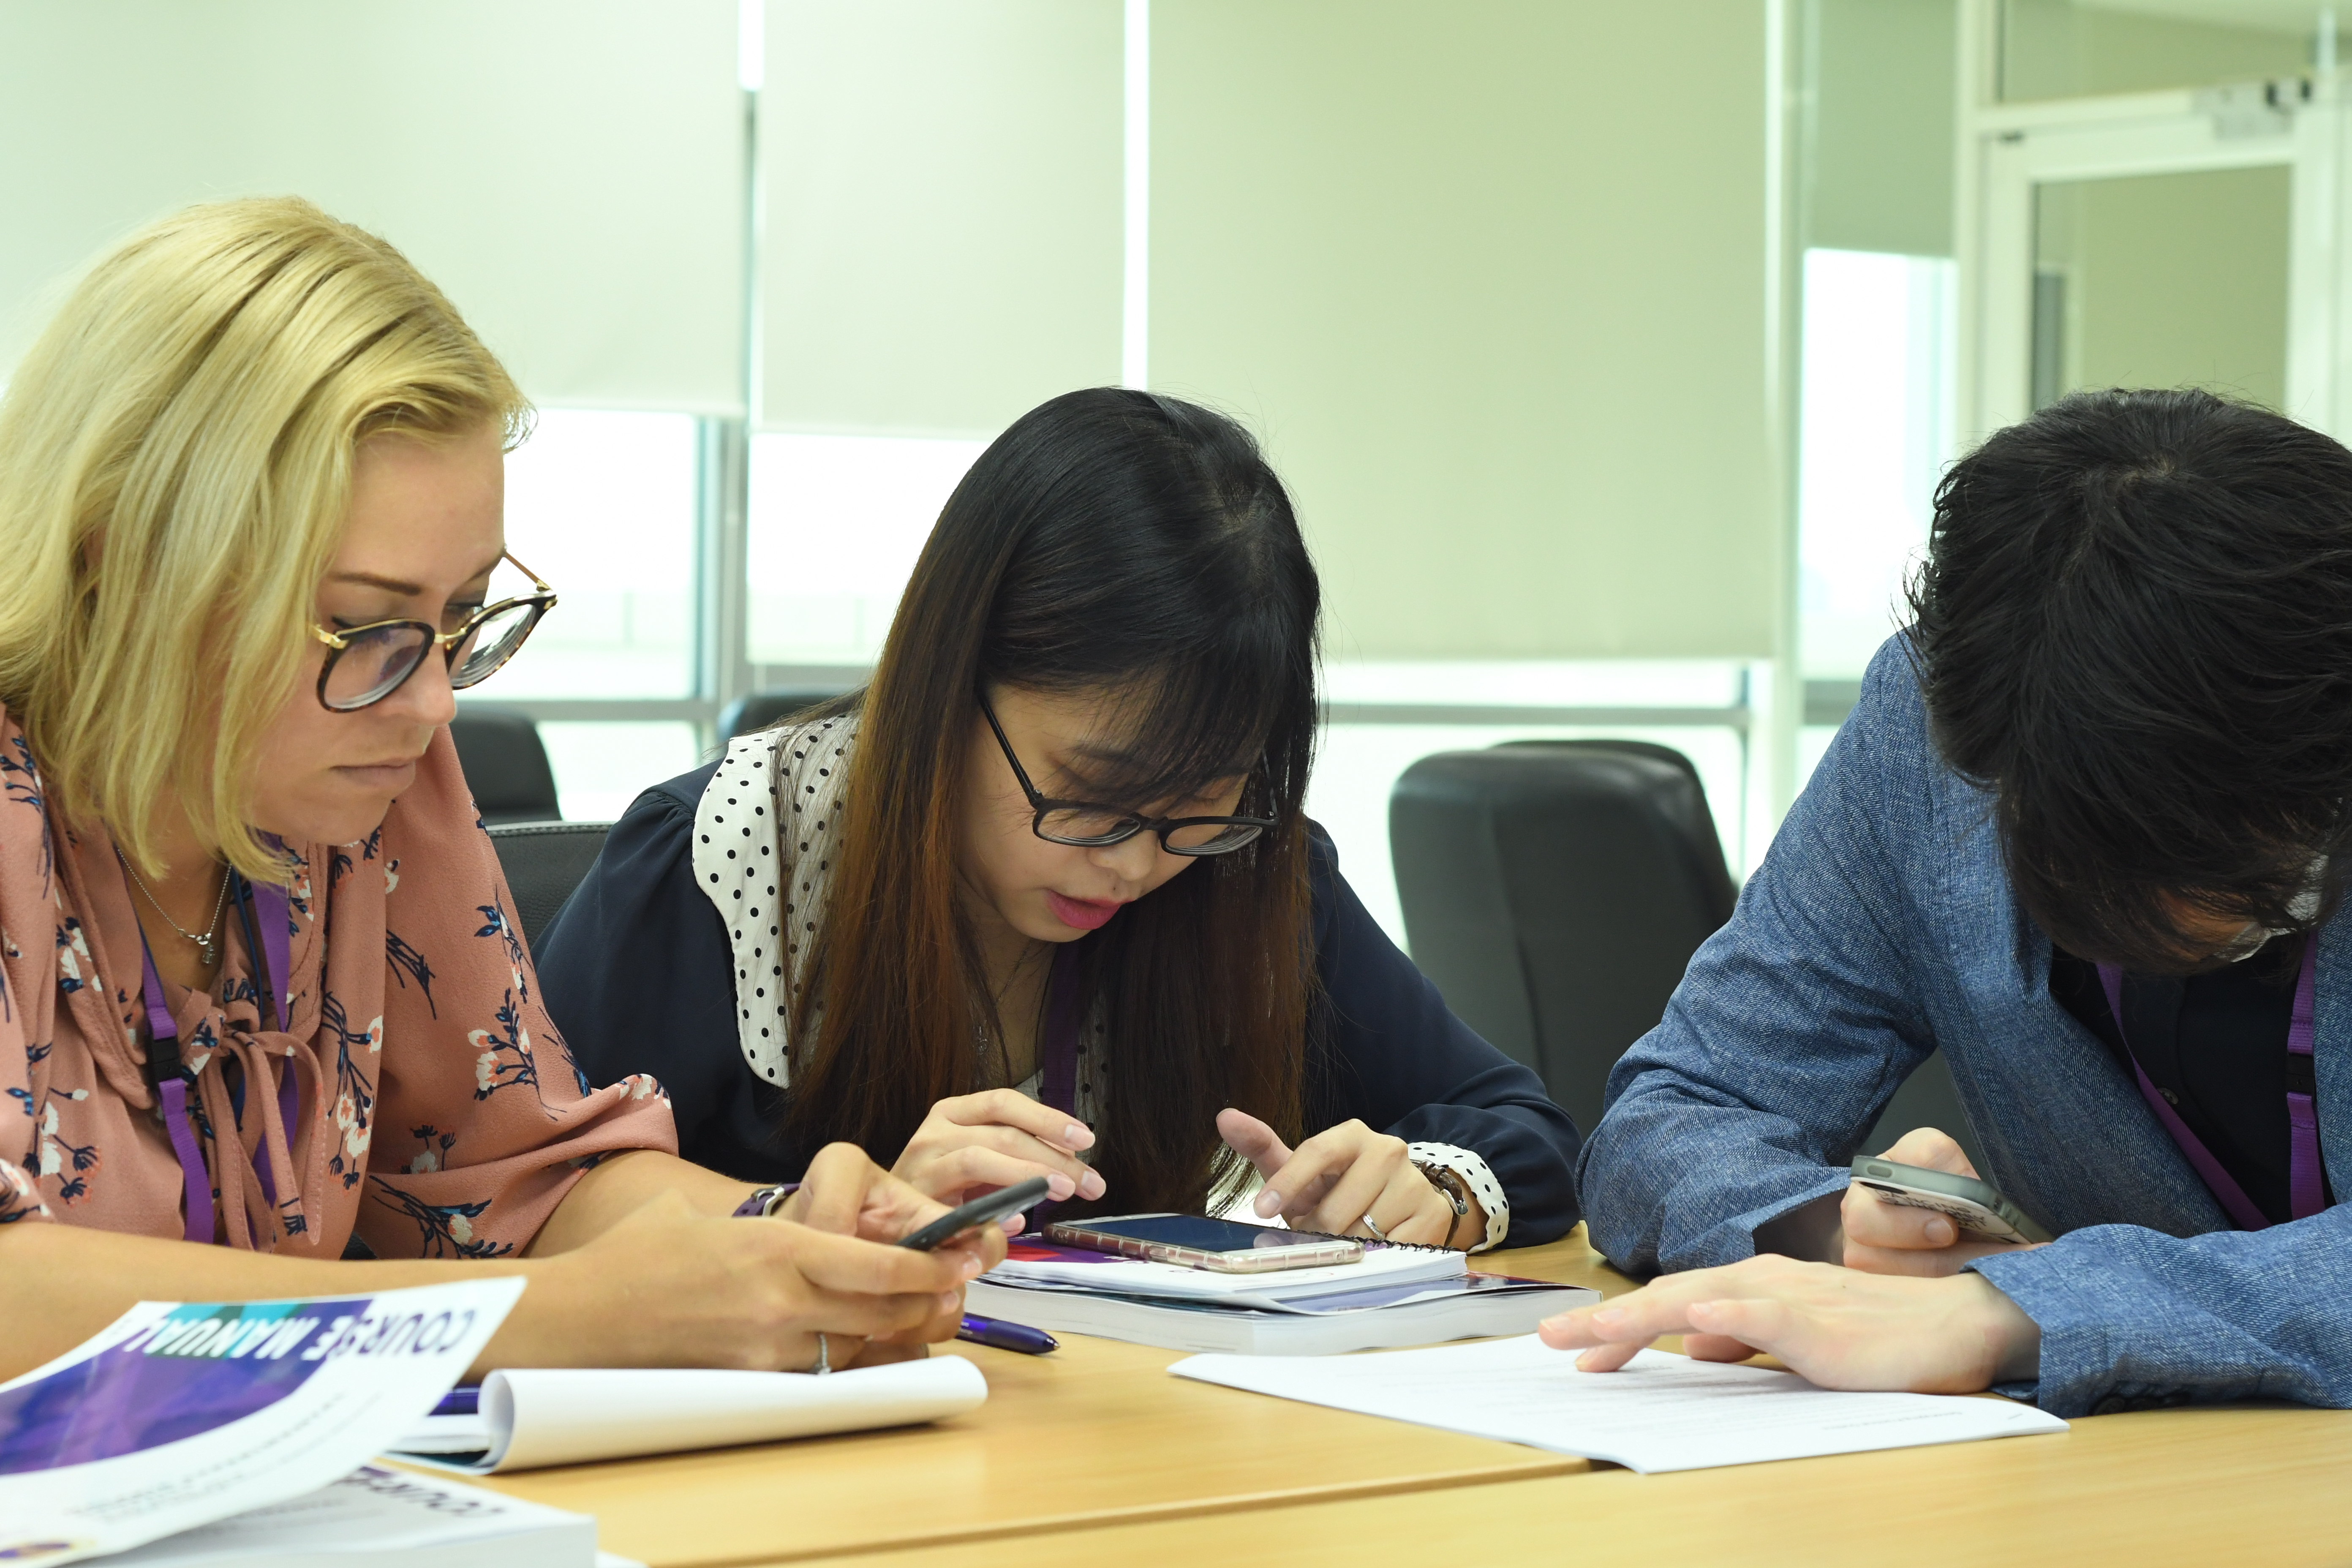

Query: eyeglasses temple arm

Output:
[502, 549, 555, 595]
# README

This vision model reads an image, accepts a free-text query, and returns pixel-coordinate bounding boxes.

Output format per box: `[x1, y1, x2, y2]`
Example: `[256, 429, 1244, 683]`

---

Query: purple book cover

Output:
[0, 1298, 368, 1474]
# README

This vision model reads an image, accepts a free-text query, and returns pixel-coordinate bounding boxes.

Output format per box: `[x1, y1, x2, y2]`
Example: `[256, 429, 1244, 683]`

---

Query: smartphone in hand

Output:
[1848, 1157, 2051, 1244]
[898, 1176, 1054, 1252]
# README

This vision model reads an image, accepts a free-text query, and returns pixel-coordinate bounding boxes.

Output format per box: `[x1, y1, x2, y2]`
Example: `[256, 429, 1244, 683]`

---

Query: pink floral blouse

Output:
[0, 710, 675, 1255]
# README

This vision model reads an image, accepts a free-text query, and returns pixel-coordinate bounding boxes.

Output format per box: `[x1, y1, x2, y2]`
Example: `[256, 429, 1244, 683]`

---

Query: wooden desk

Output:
[471, 1235, 1632, 1566]
[470, 1230, 2352, 1567]
[810, 1401, 2352, 1568]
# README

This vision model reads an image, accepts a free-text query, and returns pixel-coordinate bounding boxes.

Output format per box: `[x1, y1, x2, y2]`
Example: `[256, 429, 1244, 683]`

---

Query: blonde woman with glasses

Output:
[0, 197, 999, 1383]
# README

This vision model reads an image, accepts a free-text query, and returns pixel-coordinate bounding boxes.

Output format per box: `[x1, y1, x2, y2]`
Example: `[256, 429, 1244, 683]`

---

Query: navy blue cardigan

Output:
[534, 760, 1582, 1245]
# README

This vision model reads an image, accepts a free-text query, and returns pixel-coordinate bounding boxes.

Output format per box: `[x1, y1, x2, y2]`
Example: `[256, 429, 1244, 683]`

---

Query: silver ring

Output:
[1360, 1214, 1387, 1241]
[808, 1332, 832, 1376]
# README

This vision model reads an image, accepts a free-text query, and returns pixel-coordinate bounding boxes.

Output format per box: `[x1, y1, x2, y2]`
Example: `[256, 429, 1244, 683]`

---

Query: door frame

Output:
[1955, 0, 2347, 443]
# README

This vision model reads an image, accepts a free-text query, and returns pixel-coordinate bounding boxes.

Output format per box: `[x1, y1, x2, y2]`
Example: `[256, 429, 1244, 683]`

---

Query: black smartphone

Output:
[898, 1176, 1054, 1252]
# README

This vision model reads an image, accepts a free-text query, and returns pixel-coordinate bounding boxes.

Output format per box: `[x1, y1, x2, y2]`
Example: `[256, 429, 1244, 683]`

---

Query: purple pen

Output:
[957, 1314, 1059, 1355]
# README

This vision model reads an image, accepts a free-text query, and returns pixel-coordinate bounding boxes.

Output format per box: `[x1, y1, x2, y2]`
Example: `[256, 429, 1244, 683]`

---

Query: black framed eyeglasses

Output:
[310, 551, 557, 713]
[978, 691, 1276, 856]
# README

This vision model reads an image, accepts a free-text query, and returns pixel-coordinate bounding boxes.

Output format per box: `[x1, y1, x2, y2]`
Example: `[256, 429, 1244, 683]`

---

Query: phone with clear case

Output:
[1849, 1158, 2051, 1244]
[1044, 1213, 1365, 1272]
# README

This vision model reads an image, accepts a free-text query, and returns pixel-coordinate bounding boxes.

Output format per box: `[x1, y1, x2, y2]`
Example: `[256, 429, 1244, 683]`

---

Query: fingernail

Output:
[939, 1291, 963, 1312]
[960, 1253, 983, 1279]
[1539, 1313, 1572, 1331]
[1000, 1214, 1025, 1235]
[1927, 1218, 1955, 1245]
[1254, 1189, 1282, 1218]
[1078, 1169, 1105, 1200]
[1590, 1307, 1625, 1330]
[1046, 1173, 1076, 1200]
[1064, 1123, 1094, 1150]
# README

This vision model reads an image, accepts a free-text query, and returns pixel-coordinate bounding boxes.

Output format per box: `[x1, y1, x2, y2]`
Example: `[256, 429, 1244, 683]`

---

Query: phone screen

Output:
[1074, 1215, 1337, 1252]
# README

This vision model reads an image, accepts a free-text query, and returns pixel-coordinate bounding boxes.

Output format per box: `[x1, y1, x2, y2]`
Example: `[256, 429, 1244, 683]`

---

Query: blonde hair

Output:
[0, 197, 529, 885]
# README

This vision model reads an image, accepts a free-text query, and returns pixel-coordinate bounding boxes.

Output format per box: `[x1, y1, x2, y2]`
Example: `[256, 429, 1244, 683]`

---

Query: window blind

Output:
[757, 0, 1123, 436]
[1151, 0, 1780, 660]
[0, 0, 745, 413]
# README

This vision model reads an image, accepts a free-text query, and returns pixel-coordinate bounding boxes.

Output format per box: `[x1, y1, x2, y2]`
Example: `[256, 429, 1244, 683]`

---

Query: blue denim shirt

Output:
[1580, 635, 2352, 1417]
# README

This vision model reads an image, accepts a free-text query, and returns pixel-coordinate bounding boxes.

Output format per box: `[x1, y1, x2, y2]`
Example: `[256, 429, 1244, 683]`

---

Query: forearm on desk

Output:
[2, 1154, 764, 1383]
[524, 1147, 757, 1255]
[0, 1221, 550, 1381]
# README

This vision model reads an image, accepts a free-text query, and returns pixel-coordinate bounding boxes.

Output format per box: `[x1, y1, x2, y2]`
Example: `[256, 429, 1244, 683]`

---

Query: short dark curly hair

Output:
[1908, 387, 2352, 972]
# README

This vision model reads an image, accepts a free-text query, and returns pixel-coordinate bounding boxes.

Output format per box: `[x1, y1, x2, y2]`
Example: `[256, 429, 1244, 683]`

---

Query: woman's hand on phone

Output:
[890, 1089, 1105, 1211]
[779, 1141, 1010, 1358]
[781, 1142, 1002, 1250]
[1217, 1110, 1479, 1248]
[525, 1169, 993, 1375]
[1843, 1127, 2039, 1277]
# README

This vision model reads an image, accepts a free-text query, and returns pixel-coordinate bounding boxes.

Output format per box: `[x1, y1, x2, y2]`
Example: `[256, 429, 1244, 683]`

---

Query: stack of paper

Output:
[990, 1238, 1466, 1305]
[1171, 1336, 2068, 1471]
[969, 1270, 1595, 1355]
[970, 1239, 1591, 1354]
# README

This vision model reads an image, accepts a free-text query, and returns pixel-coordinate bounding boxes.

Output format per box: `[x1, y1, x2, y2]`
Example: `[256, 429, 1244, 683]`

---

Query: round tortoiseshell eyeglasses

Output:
[309, 552, 557, 712]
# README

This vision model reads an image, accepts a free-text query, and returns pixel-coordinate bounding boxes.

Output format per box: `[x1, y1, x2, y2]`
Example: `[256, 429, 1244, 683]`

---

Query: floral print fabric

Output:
[0, 710, 674, 1255]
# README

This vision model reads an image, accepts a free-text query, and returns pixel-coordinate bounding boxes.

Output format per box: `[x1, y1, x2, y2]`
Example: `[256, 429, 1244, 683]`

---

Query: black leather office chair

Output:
[486, 822, 612, 955]
[1391, 741, 1735, 1133]
[719, 688, 852, 739]
[1391, 738, 1985, 1168]
[448, 708, 561, 825]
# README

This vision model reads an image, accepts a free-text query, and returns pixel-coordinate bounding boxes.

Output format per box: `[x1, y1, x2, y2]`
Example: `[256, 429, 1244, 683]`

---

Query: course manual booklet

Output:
[0, 1277, 521, 1565]
[1172, 1335, 2067, 1472]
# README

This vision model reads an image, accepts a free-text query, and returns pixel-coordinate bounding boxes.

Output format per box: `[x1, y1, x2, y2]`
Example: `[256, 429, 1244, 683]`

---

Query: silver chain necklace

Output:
[114, 847, 232, 967]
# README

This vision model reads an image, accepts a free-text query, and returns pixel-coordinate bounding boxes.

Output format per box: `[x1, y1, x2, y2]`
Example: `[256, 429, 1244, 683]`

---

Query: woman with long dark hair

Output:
[539, 389, 1580, 1249]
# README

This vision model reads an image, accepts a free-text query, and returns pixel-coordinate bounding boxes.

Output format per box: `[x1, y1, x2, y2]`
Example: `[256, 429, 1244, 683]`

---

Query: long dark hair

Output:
[1908, 387, 2352, 971]
[786, 388, 1321, 1211]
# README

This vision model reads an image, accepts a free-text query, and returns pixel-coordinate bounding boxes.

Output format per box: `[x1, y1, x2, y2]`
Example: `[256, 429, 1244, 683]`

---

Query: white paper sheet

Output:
[389, 1356, 988, 1473]
[1170, 1335, 2066, 1473]
[97, 1464, 595, 1566]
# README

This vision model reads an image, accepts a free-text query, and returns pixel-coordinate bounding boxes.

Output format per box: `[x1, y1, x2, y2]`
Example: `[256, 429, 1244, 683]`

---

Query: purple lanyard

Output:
[2097, 940, 2325, 1230]
[140, 877, 294, 1245]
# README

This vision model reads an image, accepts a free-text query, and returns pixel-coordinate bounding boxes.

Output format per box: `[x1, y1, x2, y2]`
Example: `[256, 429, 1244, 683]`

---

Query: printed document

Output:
[1170, 1335, 2066, 1472]
[95, 1465, 596, 1567]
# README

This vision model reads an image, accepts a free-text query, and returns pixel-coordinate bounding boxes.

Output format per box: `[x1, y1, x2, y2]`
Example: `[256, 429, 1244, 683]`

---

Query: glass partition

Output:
[495, 409, 699, 698]
[744, 431, 988, 666]
[2000, 0, 2314, 103]
[2031, 164, 2290, 411]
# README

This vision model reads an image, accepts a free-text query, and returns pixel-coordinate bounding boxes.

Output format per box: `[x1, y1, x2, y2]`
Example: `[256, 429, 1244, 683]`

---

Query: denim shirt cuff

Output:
[1963, 1247, 2056, 1407]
